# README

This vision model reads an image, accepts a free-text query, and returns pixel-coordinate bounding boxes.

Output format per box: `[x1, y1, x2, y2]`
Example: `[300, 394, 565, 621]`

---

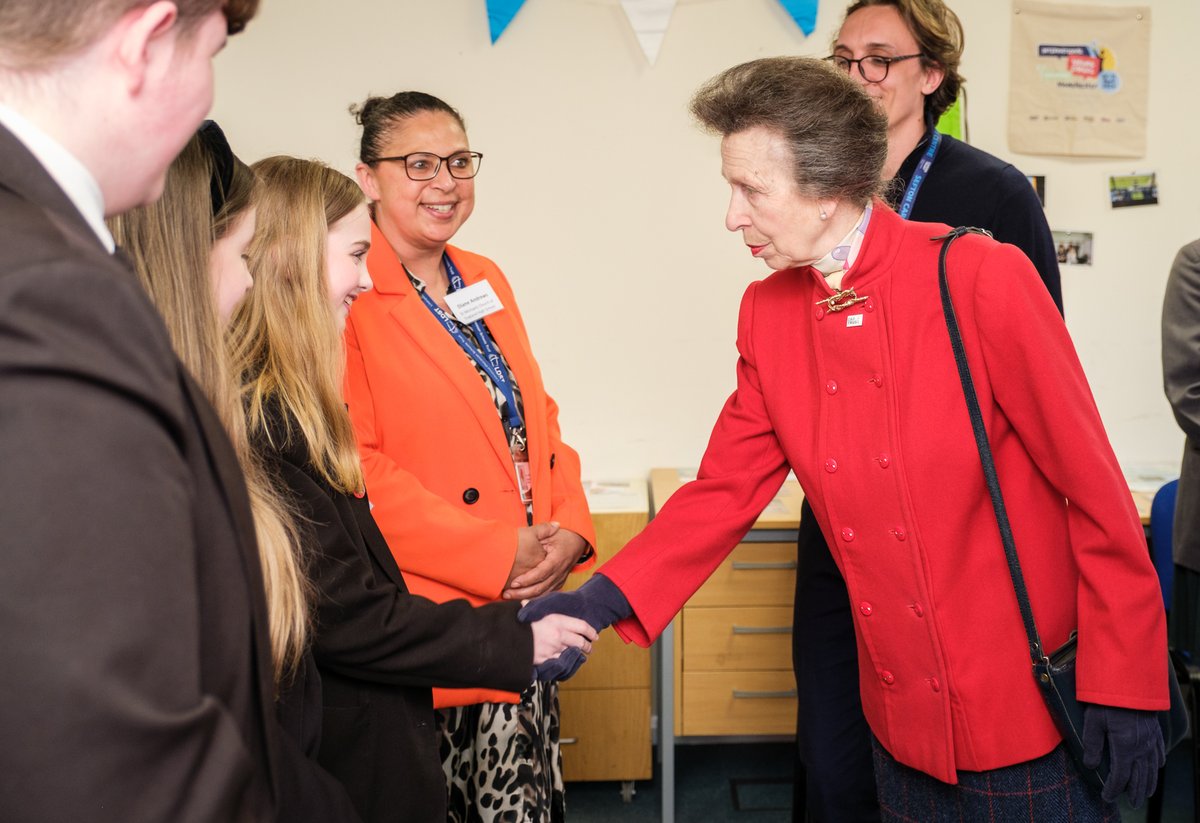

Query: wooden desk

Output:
[651, 468, 804, 823]
[1132, 489, 1153, 527]
[559, 480, 651, 795]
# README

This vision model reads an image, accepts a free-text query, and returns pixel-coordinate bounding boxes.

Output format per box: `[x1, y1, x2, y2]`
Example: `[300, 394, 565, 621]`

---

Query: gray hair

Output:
[690, 56, 887, 206]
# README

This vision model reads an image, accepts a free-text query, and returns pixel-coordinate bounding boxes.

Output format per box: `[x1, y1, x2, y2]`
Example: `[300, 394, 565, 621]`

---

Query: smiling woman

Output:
[343, 91, 598, 823]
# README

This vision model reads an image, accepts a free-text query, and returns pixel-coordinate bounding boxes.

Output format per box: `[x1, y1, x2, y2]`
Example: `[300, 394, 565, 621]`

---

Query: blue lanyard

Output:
[414, 253, 524, 433]
[897, 130, 941, 220]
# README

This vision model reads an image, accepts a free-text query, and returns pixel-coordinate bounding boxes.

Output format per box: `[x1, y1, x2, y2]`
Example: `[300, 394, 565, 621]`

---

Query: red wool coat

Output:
[600, 204, 1167, 783]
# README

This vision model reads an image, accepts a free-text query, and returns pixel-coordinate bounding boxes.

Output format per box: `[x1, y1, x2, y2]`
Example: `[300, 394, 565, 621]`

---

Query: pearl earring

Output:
[819, 210, 828, 221]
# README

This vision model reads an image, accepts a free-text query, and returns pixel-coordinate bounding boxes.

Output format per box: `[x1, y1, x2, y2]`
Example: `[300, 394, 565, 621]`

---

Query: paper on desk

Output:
[583, 480, 648, 513]
[1124, 463, 1179, 494]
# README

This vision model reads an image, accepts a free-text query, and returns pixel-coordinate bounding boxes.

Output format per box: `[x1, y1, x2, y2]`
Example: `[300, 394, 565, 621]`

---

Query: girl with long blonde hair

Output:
[108, 125, 309, 683]
[108, 124, 361, 823]
[228, 155, 595, 823]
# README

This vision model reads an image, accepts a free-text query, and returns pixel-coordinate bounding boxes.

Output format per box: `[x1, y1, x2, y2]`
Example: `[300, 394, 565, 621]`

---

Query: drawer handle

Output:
[560, 737, 579, 745]
[732, 689, 798, 700]
[732, 625, 792, 635]
[731, 561, 797, 571]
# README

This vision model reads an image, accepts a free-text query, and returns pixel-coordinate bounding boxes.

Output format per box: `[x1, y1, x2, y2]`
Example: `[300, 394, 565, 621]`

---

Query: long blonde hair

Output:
[108, 133, 311, 687]
[229, 156, 366, 495]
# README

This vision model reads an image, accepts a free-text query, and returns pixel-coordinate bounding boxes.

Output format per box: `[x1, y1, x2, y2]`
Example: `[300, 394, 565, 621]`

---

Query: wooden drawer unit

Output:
[688, 543, 797, 607]
[680, 670, 798, 736]
[650, 468, 803, 739]
[681, 606, 793, 671]
[558, 482, 652, 783]
[559, 687, 653, 781]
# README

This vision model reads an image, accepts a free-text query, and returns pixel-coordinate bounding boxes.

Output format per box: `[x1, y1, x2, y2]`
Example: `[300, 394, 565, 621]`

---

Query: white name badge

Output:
[846, 314, 864, 328]
[445, 280, 504, 324]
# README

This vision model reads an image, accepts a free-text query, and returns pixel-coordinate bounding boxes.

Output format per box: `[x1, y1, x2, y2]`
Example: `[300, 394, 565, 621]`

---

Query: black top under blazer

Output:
[259, 402, 533, 823]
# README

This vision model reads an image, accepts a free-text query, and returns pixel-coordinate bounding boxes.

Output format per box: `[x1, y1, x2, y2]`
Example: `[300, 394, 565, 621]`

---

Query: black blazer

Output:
[259, 402, 533, 823]
[0, 123, 358, 823]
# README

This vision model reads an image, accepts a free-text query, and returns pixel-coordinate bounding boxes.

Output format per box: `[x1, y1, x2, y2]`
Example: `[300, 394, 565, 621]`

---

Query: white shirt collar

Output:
[0, 102, 115, 253]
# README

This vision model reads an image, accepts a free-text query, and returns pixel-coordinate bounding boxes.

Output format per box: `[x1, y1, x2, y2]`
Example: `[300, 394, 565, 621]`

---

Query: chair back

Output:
[1150, 478, 1180, 611]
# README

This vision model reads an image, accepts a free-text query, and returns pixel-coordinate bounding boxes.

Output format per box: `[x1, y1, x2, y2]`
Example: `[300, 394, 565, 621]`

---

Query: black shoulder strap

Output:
[936, 226, 1048, 666]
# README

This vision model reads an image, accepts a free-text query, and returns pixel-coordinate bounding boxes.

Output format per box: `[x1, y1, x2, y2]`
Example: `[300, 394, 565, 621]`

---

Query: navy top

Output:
[893, 128, 1064, 315]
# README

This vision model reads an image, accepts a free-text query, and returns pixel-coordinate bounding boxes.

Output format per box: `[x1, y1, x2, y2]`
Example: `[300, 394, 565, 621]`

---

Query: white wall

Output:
[212, 0, 1199, 483]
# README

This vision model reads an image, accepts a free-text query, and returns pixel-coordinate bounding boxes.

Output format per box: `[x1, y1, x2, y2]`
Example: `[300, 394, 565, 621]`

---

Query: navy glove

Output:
[518, 573, 632, 632]
[520, 574, 633, 682]
[531, 647, 587, 683]
[1081, 703, 1165, 807]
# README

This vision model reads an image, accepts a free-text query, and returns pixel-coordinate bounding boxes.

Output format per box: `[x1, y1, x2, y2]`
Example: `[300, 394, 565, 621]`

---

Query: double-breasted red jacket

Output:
[601, 203, 1167, 783]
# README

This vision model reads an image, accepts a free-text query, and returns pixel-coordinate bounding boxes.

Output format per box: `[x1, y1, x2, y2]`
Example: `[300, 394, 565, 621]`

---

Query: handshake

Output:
[520, 574, 632, 682]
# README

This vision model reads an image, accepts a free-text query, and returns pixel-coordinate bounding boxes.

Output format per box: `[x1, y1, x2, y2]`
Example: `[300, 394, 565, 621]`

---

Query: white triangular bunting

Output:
[620, 0, 678, 66]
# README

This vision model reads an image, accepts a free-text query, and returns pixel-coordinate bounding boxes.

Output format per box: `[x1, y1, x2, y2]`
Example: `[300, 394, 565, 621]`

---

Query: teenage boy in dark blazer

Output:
[0, 3, 355, 820]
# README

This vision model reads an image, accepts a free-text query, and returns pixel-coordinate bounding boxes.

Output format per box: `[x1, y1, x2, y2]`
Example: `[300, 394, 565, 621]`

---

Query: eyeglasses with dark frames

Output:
[371, 151, 484, 181]
[826, 53, 925, 83]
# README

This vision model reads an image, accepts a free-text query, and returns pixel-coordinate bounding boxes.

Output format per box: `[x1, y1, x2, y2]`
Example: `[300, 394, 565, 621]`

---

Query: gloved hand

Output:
[518, 573, 633, 633]
[1081, 703, 1165, 807]
[532, 647, 587, 682]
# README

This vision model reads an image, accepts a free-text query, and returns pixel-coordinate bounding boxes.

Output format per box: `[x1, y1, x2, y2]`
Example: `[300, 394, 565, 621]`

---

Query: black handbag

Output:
[935, 226, 1189, 790]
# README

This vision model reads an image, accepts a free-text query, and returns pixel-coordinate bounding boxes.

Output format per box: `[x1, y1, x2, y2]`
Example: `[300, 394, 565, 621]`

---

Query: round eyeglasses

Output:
[826, 53, 924, 83]
[371, 151, 484, 181]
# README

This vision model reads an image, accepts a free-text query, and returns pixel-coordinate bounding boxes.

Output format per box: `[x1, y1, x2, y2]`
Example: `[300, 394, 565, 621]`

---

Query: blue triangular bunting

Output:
[487, 0, 526, 43]
[777, 0, 818, 36]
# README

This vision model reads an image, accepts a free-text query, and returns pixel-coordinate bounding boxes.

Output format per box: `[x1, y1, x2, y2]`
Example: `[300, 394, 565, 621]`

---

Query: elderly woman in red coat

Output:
[522, 56, 1169, 820]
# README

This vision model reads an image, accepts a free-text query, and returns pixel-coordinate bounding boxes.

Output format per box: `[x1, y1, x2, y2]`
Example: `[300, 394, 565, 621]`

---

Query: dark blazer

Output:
[259, 402, 533, 823]
[0, 123, 357, 822]
[1163, 238, 1200, 572]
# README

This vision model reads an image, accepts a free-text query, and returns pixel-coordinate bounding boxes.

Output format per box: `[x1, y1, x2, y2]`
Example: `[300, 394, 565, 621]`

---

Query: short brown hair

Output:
[841, 0, 964, 119]
[690, 56, 888, 207]
[0, 0, 259, 71]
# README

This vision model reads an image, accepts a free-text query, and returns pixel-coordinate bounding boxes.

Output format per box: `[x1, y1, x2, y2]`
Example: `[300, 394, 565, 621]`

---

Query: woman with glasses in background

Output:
[343, 92, 596, 822]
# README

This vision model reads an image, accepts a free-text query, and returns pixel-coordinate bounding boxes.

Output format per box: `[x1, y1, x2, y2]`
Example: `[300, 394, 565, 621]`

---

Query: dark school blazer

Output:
[259, 401, 533, 823]
[0, 123, 358, 823]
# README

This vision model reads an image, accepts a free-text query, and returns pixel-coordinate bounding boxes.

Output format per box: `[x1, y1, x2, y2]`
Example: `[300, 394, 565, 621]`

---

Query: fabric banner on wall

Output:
[1008, 1, 1149, 157]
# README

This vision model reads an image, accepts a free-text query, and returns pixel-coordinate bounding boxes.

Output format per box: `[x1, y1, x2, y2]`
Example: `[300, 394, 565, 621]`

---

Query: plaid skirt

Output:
[871, 737, 1120, 822]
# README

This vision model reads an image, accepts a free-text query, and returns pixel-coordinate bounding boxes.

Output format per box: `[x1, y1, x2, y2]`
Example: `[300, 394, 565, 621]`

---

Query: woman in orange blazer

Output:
[343, 91, 595, 823]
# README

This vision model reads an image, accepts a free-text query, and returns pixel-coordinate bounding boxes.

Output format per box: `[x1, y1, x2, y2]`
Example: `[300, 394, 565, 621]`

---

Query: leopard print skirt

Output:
[436, 681, 564, 823]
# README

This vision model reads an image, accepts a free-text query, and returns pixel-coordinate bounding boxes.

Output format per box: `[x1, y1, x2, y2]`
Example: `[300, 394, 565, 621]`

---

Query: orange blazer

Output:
[344, 223, 596, 708]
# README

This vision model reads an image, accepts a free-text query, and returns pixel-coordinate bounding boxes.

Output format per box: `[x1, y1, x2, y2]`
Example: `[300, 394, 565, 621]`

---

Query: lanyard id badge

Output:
[898, 130, 941, 220]
[414, 253, 532, 504]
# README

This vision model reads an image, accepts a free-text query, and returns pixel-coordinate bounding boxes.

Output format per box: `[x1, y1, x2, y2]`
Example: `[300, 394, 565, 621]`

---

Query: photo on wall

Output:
[1109, 171, 1158, 207]
[1052, 230, 1094, 266]
[1026, 175, 1046, 208]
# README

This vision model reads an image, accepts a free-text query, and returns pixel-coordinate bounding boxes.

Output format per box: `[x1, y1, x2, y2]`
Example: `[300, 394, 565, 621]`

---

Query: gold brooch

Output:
[817, 288, 869, 313]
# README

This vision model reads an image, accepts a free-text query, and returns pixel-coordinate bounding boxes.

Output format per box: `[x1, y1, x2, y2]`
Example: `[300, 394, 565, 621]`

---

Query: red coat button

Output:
[859, 602, 873, 616]
[891, 527, 907, 542]
[881, 670, 895, 685]
[824, 458, 838, 473]
[910, 603, 924, 618]
[929, 677, 941, 693]
[864, 298, 876, 312]
[815, 307, 826, 320]
[826, 380, 838, 395]
[876, 453, 891, 469]
[841, 527, 855, 542]
[869, 374, 883, 388]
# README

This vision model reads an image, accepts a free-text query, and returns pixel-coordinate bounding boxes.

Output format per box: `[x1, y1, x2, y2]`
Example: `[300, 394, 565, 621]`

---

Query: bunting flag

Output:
[620, 0, 678, 65]
[777, 0, 818, 36]
[487, 0, 526, 43]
